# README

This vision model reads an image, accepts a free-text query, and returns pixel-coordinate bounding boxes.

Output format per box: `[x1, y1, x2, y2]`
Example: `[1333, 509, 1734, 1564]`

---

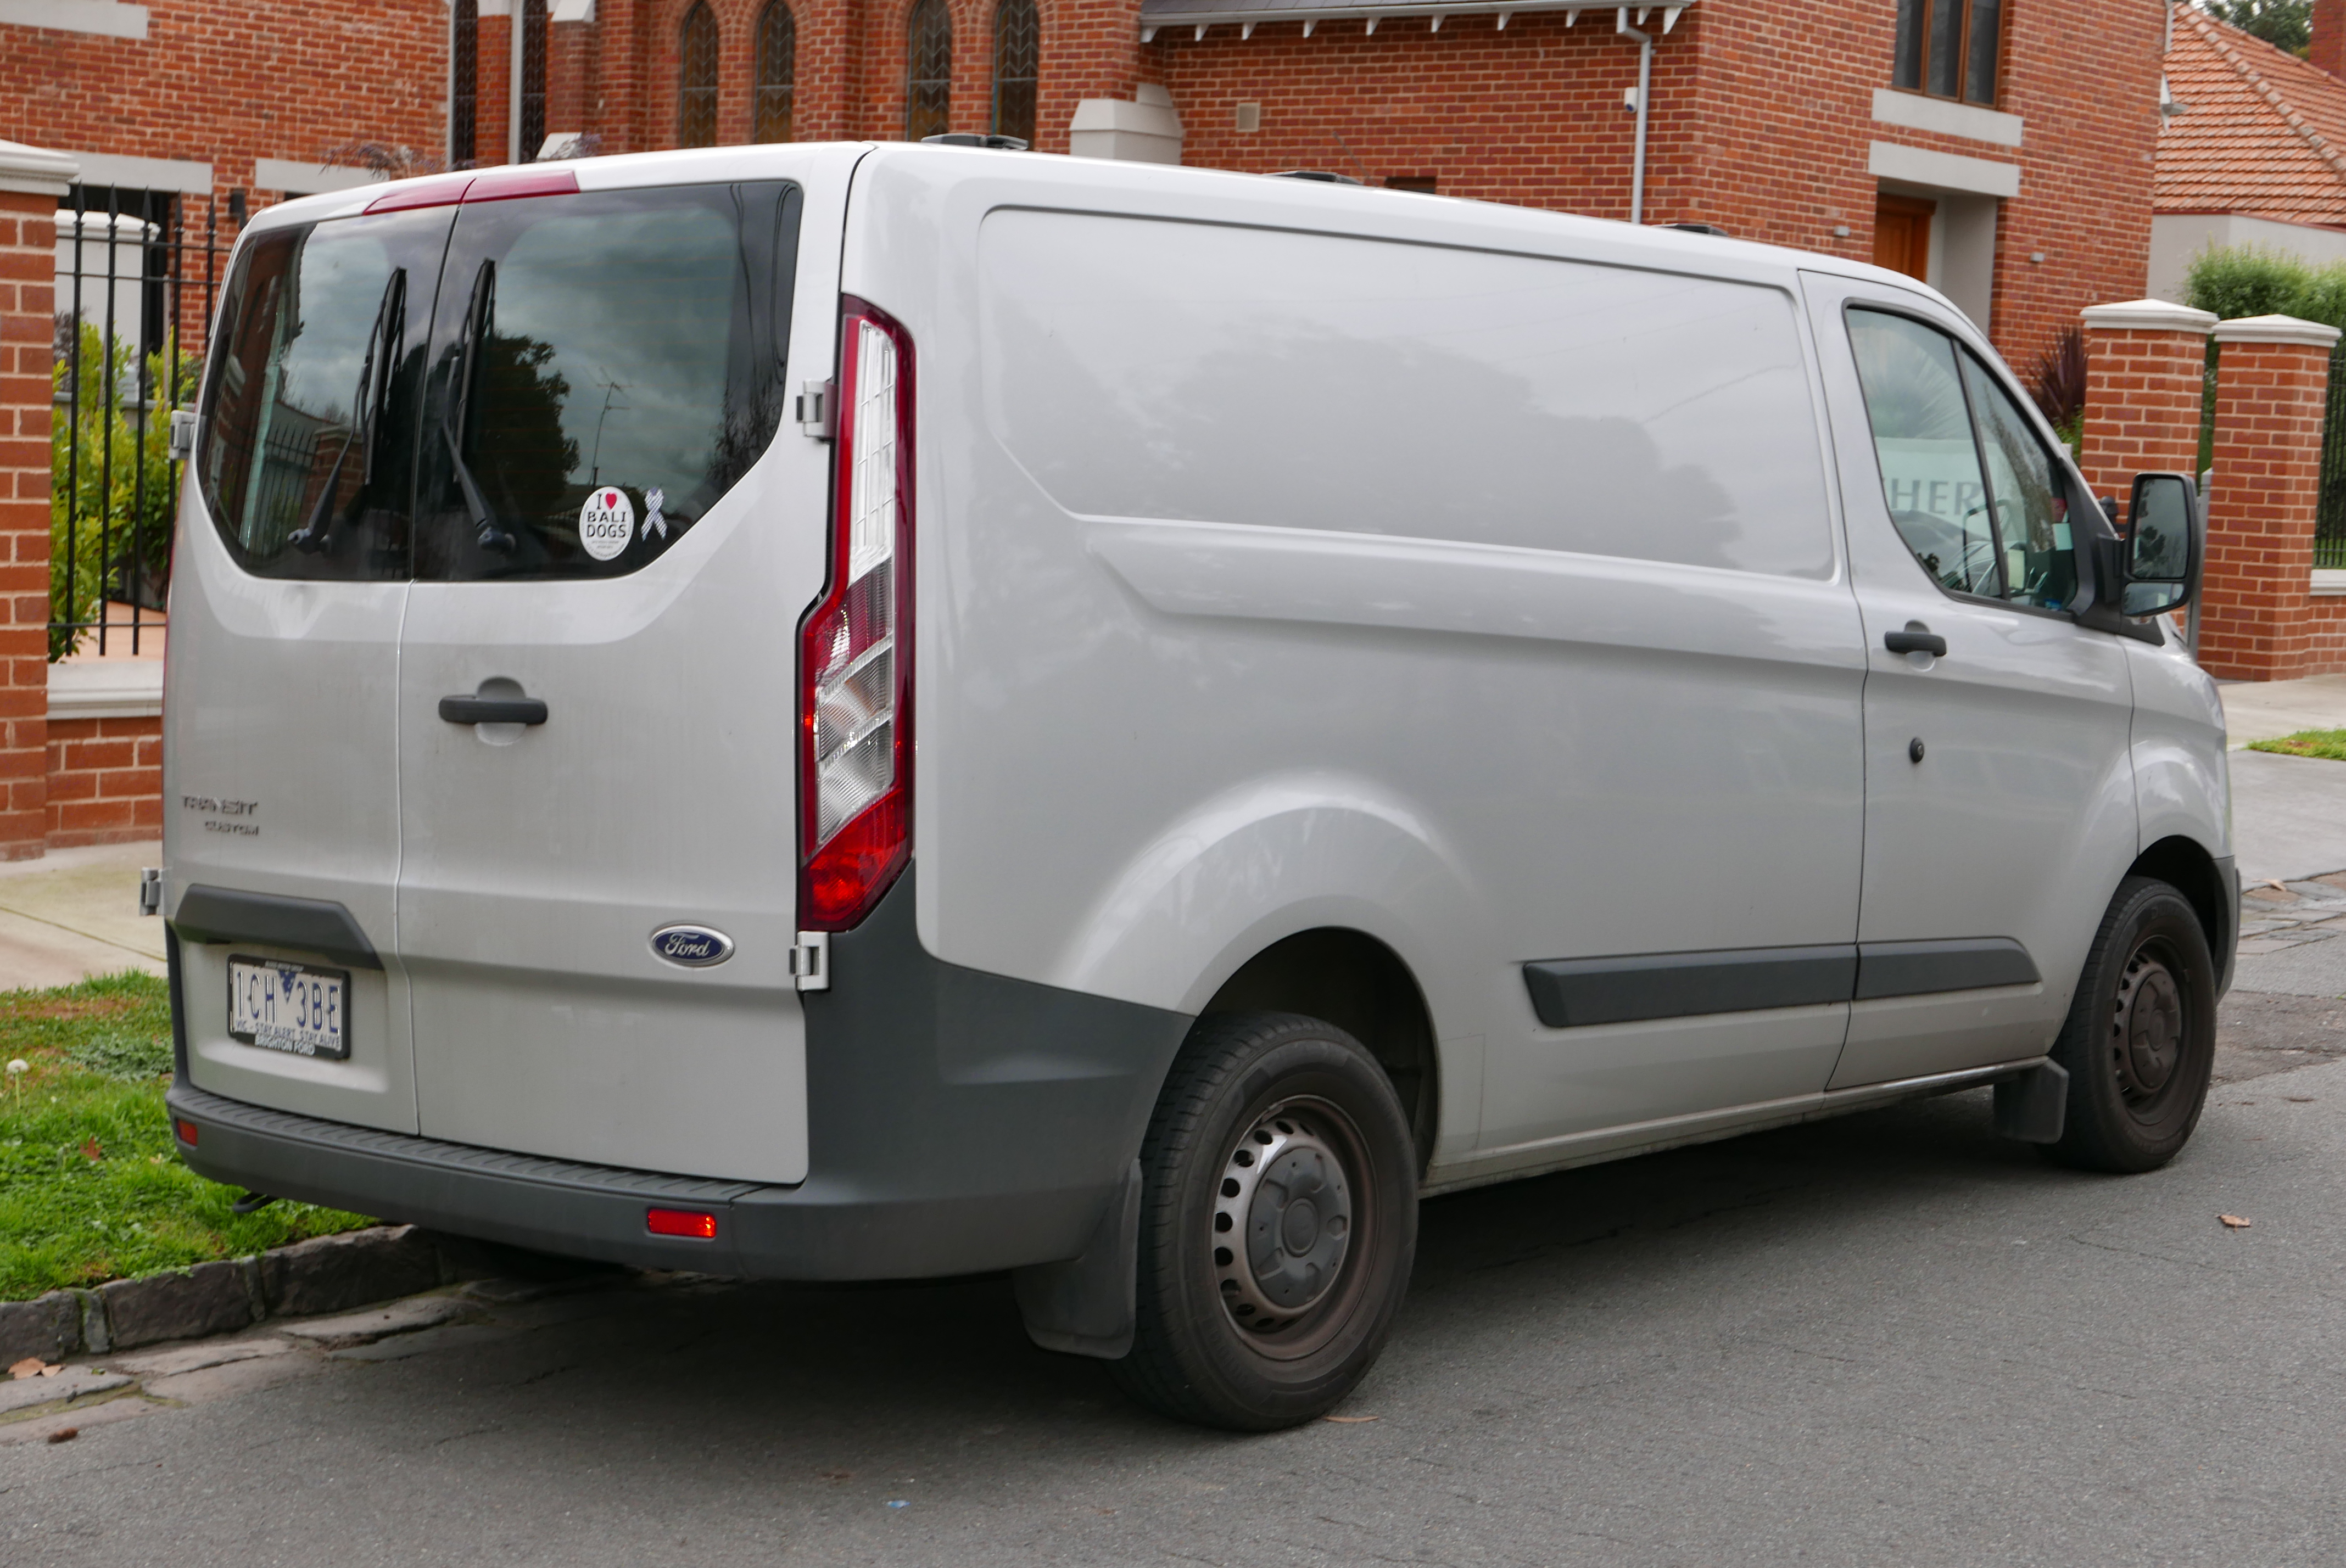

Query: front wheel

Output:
[1111, 1012, 1418, 1431]
[2045, 876, 2218, 1173]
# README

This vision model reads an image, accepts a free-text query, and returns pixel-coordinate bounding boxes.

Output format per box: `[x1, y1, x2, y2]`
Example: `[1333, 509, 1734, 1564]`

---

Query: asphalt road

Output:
[7, 1022, 2346, 1566]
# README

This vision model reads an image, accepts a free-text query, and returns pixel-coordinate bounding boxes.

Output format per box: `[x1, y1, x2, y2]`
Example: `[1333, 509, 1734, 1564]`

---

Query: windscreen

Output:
[416, 182, 802, 580]
[198, 181, 801, 584]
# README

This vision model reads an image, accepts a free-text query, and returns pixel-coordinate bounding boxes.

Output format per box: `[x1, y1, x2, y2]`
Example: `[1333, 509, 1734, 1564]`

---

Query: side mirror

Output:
[2121, 471, 2200, 618]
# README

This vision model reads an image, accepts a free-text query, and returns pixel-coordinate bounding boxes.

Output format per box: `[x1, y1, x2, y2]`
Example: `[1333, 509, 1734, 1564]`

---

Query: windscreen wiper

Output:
[442, 258, 513, 554]
[289, 269, 404, 555]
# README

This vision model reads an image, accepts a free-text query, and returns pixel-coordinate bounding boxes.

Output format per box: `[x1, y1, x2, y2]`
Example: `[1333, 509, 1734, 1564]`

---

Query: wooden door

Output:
[1873, 194, 1935, 282]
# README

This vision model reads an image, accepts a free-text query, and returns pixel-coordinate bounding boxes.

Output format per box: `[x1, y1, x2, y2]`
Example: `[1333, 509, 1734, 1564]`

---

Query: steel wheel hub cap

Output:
[1213, 1107, 1354, 1335]
[2111, 947, 2183, 1099]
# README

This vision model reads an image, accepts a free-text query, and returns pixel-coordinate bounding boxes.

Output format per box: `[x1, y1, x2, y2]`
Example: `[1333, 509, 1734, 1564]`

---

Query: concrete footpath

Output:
[0, 841, 161, 990]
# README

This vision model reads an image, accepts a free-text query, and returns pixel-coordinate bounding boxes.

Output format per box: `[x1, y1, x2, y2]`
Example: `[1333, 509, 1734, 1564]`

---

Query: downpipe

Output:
[1618, 8, 1654, 226]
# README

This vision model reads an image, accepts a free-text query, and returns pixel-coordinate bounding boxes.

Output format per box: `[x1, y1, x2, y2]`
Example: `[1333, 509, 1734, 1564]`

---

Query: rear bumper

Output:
[167, 870, 1196, 1281]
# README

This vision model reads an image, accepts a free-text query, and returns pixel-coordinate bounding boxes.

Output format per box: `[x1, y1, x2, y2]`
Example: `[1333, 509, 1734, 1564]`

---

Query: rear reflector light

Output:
[364, 167, 579, 215]
[172, 1118, 198, 1146]
[798, 298, 914, 931]
[647, 1208, 718, 1240]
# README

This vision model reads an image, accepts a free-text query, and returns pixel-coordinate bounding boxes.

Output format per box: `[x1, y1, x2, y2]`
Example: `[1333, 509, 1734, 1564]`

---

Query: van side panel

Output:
[847, 156, 1867, 1173]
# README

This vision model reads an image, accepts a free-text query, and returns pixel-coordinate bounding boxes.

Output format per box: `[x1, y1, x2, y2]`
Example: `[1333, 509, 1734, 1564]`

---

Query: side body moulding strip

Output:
[1522, 936, 2040, 1028]
[170, 884, 384, 970]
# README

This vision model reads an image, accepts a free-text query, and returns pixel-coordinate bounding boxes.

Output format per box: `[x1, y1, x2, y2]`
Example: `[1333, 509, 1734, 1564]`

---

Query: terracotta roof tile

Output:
[2159, 3, 2346, 227]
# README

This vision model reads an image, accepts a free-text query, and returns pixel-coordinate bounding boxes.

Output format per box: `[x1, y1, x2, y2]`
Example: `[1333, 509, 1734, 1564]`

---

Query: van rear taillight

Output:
[798, 299, 914, 931]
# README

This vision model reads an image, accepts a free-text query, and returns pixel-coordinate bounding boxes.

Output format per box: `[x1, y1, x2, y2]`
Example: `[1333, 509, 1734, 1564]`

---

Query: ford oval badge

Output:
[651, 924, 735, 968]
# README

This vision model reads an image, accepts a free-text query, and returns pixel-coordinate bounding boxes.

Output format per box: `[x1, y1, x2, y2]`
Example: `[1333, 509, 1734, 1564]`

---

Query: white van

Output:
[164, 143, 2233, 1431]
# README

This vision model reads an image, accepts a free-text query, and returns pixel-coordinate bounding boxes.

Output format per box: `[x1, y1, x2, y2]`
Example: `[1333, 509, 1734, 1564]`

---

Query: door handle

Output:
[439, 695, 548, 726]
[1884, 629, 1947, 657]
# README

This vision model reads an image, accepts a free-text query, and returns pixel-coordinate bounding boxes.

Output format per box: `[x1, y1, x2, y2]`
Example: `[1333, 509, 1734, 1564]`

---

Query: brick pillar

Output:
[0, 142, 75, 860]
[2200, 313, 2344, 682]
[2077, 298, 2215, 505]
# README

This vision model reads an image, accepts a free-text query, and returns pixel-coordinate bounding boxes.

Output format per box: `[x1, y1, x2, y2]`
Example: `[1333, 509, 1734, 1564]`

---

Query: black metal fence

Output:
[51, 187, 233, 658]
[2320, 348, 2346, 569]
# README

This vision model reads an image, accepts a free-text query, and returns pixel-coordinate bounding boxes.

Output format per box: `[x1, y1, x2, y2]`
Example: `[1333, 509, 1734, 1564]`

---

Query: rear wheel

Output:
[1111, 1012, 1418, 1431]
[2045, 876, 2217, 1173]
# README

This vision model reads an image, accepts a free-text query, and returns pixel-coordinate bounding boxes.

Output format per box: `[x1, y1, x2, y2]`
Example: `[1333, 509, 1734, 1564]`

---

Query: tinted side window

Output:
[1845, 310, 1997, 597]
[416, 181, 801, 581]
[1848, 308, 2081, 610]
[1959, 354, 2079, 611]
[199, 209, 451, 579]
[980, 211, 1836, 578]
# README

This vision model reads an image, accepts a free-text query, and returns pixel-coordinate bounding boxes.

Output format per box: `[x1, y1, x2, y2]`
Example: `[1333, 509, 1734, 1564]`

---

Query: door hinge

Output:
[796, 379, 835, 440]
[166, 408, 197, 463]
[791, 930, 830, 991]
[137, 867, 162, 917]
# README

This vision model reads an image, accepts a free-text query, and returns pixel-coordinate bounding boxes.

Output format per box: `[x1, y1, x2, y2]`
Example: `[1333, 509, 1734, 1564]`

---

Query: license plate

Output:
[227, 956, 350, 1060]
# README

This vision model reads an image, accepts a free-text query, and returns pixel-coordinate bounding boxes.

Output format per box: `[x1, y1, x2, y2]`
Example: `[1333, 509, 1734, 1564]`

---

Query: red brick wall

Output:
[0, 0, 449, 208]
[2079, 319, 2213, 503]
[44, 715, 160, 848]
[0, 193, 52, 860]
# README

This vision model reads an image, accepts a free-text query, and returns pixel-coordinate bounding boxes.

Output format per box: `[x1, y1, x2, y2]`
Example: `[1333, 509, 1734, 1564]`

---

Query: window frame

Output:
[1890, 0, 2001, 108]
[1842, 302, 2098, 625]
[756, 1, 797, 143]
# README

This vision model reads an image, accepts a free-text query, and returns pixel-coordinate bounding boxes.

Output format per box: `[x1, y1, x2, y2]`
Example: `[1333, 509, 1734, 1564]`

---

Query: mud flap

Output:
[1992, 1060, 2069, 1144]
[1013, 1159, 1141, 1360]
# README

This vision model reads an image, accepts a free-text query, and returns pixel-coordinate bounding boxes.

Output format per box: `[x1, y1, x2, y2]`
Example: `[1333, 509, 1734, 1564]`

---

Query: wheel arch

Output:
[1199, 927, 1439, 1173]
[2127, 834, 2237, 995]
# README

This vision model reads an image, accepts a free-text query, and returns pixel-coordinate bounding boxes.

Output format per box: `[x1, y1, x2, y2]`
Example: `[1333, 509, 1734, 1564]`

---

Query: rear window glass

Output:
[199, 208, 451, 579]
[198, 182, 801, 584]
[417, 182, 801, 580]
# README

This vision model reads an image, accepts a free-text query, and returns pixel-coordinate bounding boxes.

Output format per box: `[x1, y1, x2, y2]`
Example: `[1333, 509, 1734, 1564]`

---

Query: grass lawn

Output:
[2247, 728, 2346, 761]
[1, 971, 372, 1302]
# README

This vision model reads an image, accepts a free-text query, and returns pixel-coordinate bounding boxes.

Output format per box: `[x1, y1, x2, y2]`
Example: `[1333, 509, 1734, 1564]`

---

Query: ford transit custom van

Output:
[165, 143, 2235, 1430]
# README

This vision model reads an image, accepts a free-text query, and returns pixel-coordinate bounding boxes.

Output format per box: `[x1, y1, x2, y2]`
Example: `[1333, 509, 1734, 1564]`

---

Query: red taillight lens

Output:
[173, 1118, 198, 1146]
[647, 1208, 718, 1240]
[798, 298, 914, 932]
[463, 168, 580, 204]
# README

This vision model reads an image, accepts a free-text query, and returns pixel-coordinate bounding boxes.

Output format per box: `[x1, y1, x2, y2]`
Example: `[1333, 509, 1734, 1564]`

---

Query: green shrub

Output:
[2183, 245, 2346, 331]
[49, 323, 192, 661]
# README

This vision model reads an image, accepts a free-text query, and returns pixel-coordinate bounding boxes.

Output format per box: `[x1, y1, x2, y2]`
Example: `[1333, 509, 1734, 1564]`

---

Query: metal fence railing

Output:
[52, 188, 234, 659]
[2318, 346, 2346, 570]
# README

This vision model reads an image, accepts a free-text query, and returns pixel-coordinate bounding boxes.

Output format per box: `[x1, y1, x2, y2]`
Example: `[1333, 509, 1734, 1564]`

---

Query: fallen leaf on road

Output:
[80, 1136, 100, 1162]
[2288, 1097, 2316, 1104]
[2220, 1214, 2253, 1229]
[46, 1427, 76, 1443]
[817, 1470, 853, 1482]
[8, 1358, 52, 1380]
[2265, 880, 2289, 893]
[1323, 1415, 1378, 1423]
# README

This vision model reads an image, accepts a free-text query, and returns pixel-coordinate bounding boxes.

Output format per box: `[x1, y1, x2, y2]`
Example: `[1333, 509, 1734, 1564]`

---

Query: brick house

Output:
[2152, 2, 2346, 300]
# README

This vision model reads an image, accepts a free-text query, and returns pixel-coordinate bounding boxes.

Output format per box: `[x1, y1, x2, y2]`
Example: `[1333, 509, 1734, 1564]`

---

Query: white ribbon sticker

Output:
[578, 488, 636, 561]
[643, 486, 667, 542]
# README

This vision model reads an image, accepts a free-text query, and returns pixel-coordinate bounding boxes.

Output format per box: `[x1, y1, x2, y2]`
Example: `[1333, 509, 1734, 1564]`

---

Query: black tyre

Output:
[2045, 876, 2218, 1174]
[1111, 1011, 1418, 1431]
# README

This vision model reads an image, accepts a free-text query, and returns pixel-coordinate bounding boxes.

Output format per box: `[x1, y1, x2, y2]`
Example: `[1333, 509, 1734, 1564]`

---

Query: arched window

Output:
[450, 0, 478, 165]
[679, 2, 720, 148]
[520, 0, 549, 160]
[992, 0, 1037, 144]
[755, 1, 797, 142]
[905, 0, 952, 142]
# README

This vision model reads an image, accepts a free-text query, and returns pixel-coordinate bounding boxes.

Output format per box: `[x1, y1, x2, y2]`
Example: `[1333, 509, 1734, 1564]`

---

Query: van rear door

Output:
[393, 161, 843, 1183]
[168, 204, 453, 1134]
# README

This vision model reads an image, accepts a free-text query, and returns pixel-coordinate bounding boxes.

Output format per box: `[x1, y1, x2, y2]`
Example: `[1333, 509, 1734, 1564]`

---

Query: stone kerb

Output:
[2078, 298, 2216, 507]
[0, 139, 74, 861]
[2201, 313, 2345, 681]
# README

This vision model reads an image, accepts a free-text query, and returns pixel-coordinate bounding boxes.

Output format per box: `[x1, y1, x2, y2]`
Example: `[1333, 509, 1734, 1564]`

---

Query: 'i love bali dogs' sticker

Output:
[578, 488, 635, 561]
